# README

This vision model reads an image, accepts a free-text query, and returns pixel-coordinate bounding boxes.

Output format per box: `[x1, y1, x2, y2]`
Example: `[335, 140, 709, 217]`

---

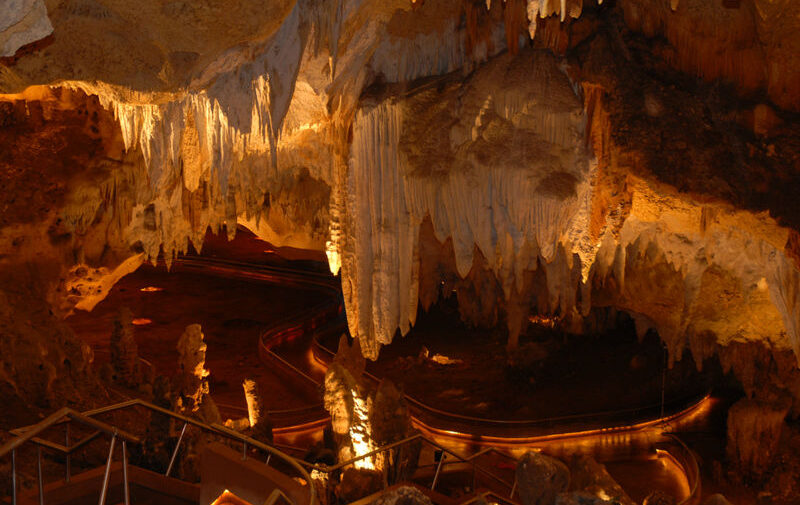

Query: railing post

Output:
[11, 448, 17, 505]
[122, 440, 130, 505]
[265, 454, 272, 466]
[166, 421, 188, 477]
[431, 452, 445, 491]
[98, 433, 117, 505]
[472, 464, 476, 493]
[65, 423, 71, 483]
[37, 445, 44, 505]
[510, 475, 518, 499]
[242, 441, 248, 461]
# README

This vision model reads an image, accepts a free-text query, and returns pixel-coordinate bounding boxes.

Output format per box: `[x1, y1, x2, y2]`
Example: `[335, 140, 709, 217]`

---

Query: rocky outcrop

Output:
[370, 380, 420, 484]
[0, 287, 103, 417]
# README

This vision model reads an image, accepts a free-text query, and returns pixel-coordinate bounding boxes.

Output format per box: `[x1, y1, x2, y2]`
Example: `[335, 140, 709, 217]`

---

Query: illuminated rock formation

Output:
[176, 323, 220, 423]
[567, 455, 635, 505]
[242, 378, 263, 429]
[323, 335, 381, 470]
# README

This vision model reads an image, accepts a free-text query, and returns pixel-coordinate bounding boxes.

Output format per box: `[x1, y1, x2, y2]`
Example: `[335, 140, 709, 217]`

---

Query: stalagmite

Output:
[242, 379, 264, 429]
[109, 307, 141, 388]
[175, 324, 219, 423]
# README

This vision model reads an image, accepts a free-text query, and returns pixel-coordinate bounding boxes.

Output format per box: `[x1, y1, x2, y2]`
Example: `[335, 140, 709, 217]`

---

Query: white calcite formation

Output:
[336, 49, 593, 357]
[525, 0, 603, 37]
[0, 0, 53, 57]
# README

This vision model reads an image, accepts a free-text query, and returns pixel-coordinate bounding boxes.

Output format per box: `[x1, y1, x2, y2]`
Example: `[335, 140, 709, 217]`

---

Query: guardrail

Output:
[1, 398, 317, 505]
[659, 434, 701, 505]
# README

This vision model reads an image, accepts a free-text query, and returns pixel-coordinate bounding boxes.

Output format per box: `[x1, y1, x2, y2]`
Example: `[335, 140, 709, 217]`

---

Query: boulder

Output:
[567, 455, 635, 505]
[336, 467, 382, 503]
[516, 451, 570, 505]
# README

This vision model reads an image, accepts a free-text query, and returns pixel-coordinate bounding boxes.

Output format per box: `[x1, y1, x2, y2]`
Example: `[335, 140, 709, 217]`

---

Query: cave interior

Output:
[1, 1, 800, 504]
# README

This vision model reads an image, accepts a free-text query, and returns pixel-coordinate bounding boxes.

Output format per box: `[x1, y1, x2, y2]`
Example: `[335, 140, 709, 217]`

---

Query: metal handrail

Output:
[661, 433, 701, 505]
[0, 408, 140, 457]
[2, 398, 317, 505]
[81, 398, 317, 501]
